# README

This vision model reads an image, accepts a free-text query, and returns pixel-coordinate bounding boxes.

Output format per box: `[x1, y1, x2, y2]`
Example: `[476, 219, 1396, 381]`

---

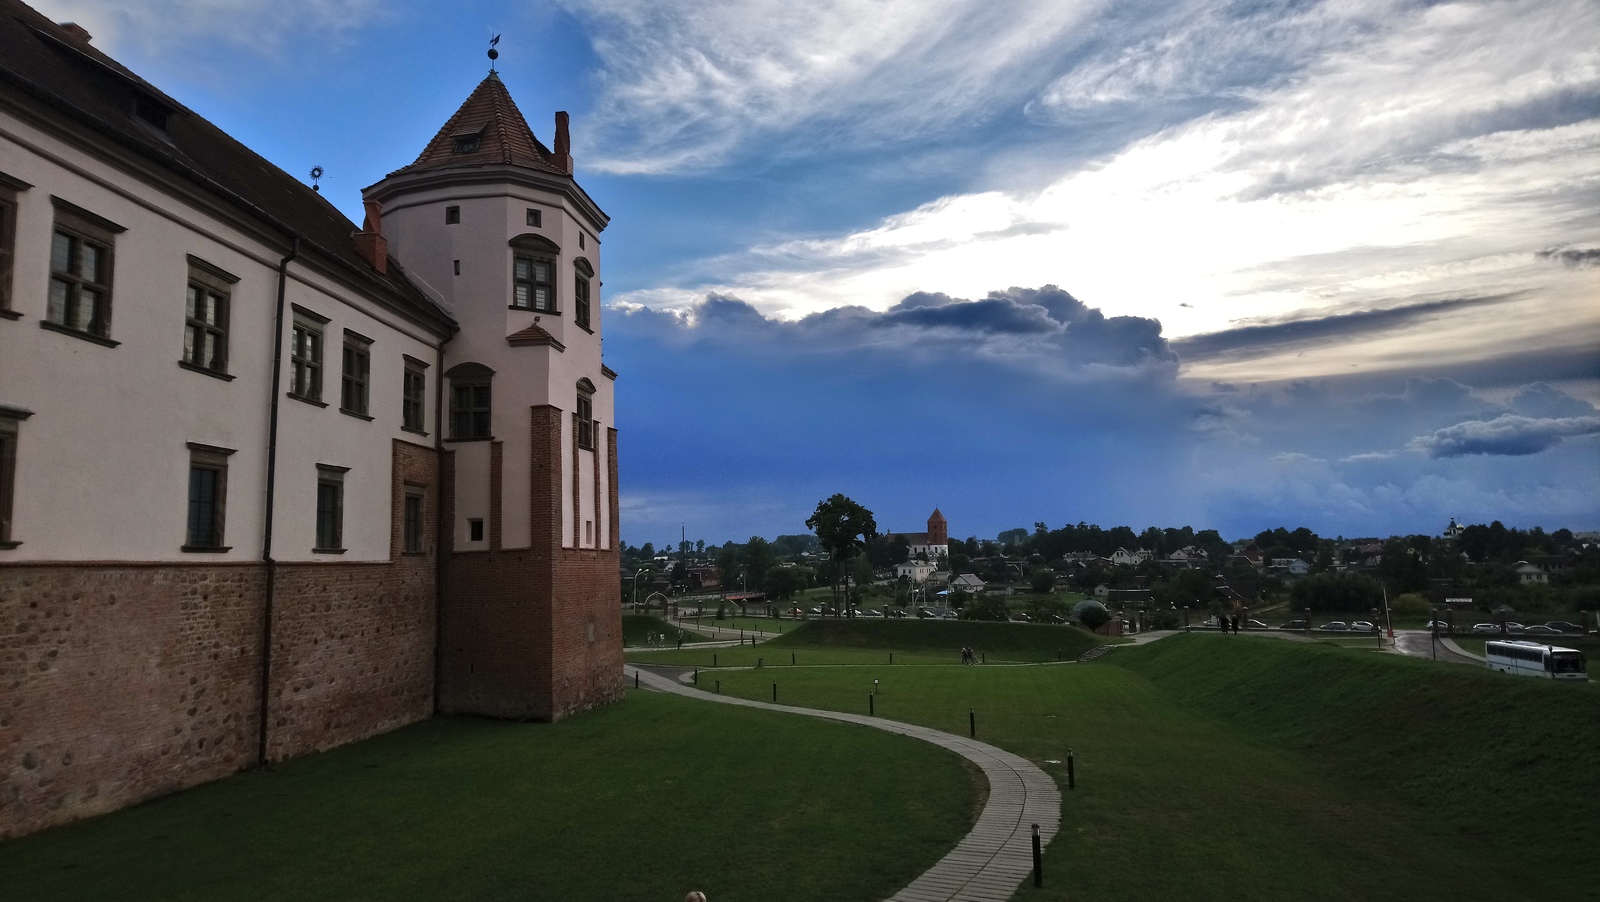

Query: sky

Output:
[37, 0, 1600, 546]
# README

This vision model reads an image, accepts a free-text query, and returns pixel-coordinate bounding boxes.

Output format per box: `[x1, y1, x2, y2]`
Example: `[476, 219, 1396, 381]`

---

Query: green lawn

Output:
[621, 614, 712, 645]
[706, 635, 1599, 900]
[0, 693, 979, 902]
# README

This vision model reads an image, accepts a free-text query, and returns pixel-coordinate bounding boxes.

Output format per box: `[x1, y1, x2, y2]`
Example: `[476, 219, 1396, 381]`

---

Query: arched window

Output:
[509, 234, 560, 313]
[573, 257, 594, 330]
[447, 362, 494, 440]
[575, 377, 596, 450]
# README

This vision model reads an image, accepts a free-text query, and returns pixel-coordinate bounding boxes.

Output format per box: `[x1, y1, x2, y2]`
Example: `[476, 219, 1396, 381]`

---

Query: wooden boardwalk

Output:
[625, 665, 1061, 902]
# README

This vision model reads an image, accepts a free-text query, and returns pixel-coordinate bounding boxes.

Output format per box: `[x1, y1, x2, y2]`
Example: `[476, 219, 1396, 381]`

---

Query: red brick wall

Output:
[0, 439, 439, 839]
[436, 406, 621, 721]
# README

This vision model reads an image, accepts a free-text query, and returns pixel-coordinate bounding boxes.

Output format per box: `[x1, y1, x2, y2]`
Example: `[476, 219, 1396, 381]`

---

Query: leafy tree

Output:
[743, 536, 776, 591]
[695, 539, 705, 555]
[1028, 592, 1067, 622]
[639, 542, 655, 559]
[806, 494, 877, 613]
[1073, 600, 1111, 630]
[1030, 568, 1056, 594]
[961, 595, 1010, 621]
[1291, 571, 1383, 613]
[764, 566, 810, 601]
[715, 542, 740, 591]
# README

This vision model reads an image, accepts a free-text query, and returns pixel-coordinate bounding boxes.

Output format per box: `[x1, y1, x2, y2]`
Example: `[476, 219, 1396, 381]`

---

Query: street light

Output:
[631, 568, 646, 609]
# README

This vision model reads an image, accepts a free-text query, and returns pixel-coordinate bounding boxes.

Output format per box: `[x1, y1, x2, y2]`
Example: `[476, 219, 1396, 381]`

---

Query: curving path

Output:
[624, 664, 1060, 902]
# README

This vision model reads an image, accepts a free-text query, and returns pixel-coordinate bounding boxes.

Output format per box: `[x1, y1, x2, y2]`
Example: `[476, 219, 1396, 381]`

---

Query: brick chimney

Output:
[554, 111, 572, 174]
[353, 199, 387, 275]
[58, 22, 92, 43]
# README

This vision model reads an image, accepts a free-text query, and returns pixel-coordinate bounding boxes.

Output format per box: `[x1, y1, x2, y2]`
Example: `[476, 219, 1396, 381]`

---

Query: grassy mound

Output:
[763, 618, 1106, 661]
[1111, 634, 1600, 862]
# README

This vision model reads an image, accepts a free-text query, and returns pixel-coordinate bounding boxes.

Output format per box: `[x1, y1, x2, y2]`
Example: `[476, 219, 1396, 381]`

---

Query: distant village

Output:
[622, 514, 1600, 627]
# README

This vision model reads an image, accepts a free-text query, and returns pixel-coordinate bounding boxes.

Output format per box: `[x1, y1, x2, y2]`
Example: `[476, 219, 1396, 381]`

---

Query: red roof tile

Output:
[396, 72, 567, 177]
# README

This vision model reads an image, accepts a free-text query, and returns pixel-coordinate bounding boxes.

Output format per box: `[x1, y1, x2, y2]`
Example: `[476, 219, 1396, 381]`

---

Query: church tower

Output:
[363, 71, 621, 720]
[928, 508, 948, 546]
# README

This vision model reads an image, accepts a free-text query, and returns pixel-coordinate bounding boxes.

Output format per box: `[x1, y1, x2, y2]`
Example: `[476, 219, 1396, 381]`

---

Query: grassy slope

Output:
[1112, 635, 1600, 866]
[0, 693, 977, 902]
[709, 636, 1599, 899]
[765, 619, 1108, 660]
[621, 613, 710, 645]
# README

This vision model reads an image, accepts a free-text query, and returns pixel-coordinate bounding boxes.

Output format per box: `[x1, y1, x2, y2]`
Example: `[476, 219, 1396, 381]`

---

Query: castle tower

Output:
[363, 71, 621, 720]
[928, 508, 948, 546]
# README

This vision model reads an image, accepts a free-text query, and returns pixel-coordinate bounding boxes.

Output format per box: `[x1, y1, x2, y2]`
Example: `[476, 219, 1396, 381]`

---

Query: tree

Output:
[961, 594, 1010, 621]
[1073, 600, 1111, 630]
[695, 539, 705, 555]
[806, 494, 877, 614]
[639, 542, 655, 559]
[743, 536, 776, 592]
[1030, 568, 1056, 594]
[764, 566, 810, 601]
[715, 542, 739, 591]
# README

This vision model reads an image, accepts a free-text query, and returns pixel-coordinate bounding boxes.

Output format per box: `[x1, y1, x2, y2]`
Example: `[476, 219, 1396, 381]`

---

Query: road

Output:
[1391, 629, 1483, 666]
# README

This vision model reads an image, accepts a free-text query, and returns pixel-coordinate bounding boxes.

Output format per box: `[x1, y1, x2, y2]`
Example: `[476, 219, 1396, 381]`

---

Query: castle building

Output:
[0, 1, 620, 840]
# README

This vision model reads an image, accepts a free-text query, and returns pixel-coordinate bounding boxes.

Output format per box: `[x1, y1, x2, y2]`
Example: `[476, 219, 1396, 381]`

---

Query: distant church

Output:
[887, 509, 951, 561]
[0, 2, 619, 840]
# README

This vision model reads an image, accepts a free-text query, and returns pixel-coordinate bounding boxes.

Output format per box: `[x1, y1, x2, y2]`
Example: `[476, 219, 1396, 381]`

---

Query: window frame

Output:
[445, 205, 461, 224]
[289, 305, 328, 405]
[403, 489, 425, 555]
[512, 253, 557, 313]
[0, 172, 29, 319]
[446, 363, 494, 442]
[180, 256, 238, 379]
[340, 329, 373, 419]
[525, 208, 542, 228]
[45, 198, 124, 345]
[0, 405, 32, 549]
[573, 257, 594, 331]
[402, 355, 429, 435]
[575, 378, 596, 451]
[467, 518, 484, 543]
[314, 465, 347, 553]
[183, 442, 234, 552]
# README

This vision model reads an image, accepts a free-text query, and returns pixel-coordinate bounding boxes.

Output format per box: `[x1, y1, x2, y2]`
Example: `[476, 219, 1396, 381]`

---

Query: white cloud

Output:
[610, 0, 1600, 386]
[31, 0, 384, 57]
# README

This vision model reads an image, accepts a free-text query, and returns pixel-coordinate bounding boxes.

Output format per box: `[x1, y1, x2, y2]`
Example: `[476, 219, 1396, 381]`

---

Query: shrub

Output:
[1073, 600, 1111, 629]
[1391, 593, 1431, 617]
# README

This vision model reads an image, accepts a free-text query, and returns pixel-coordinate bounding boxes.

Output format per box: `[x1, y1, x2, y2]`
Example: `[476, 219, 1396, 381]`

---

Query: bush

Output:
[1073, 600, 1110, 630]
[1391, 593, 1431, 617]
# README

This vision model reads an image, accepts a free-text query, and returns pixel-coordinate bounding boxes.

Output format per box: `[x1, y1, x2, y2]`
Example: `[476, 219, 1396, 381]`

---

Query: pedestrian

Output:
[1231, 614, 1240, 634]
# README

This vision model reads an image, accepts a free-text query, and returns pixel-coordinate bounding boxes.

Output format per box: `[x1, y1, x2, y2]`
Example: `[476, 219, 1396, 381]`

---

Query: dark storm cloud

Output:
[625, 284, 1176, 374]
[1407, 414, 1600, 458]
[1172, 294, 1522, 360]
[1535, 246, 1600, 268]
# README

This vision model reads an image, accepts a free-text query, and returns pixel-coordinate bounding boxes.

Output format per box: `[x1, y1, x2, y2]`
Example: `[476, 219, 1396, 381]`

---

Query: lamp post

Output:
[631, 568, 646, 610]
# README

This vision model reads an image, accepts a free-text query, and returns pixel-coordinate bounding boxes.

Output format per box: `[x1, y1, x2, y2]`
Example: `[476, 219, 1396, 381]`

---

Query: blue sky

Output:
[41, 0, 1600, 545]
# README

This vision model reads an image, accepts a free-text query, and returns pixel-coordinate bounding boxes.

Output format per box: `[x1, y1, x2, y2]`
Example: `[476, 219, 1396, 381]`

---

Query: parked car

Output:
[1422, 620, 1451, 631]
[1009, 612, 1032, 622]
[1522, 624, 1562, 635]
[1245, 619, 1269, 630]
[917, 607, 937, 619]
[1318, 622, 1350, 631]
[1049, 614, 1068, 624]
[1280, 619, 1308, 630]
[888, 608, 910, 618]
[1545, 621, 1585, 633]
[1469, 623, 1500, 634]
[1350, 620, 1375, 632]
[808, 606, 824, 616]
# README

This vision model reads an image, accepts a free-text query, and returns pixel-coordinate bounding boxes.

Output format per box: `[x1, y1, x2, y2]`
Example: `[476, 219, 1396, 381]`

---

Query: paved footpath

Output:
[624, 664, 1060, 902]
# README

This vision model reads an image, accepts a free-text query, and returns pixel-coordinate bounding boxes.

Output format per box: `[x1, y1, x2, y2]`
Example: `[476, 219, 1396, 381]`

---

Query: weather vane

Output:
[488, 33, 500, 72]
[309, 165, 323, 192]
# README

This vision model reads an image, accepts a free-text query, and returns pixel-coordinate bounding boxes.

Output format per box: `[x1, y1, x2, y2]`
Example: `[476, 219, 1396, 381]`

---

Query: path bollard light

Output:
[981, 652, 985, 665]
[772, 681, 777, 702]
[792, 652, 796, 665]
[758, 657, 763, 669]
[874, 679, 879, 695]
[635, 671, 639, 689]
[1032, 823, 1042, 887]
[1067, 748, 1076, 789]
[970, 708, 976, 738]
[694, 668, 698, 684]
[890, 652, 894, 664]
[713, 653, 718, 668]
[716, 680, 720, 694]
[869, 693, 874, 716]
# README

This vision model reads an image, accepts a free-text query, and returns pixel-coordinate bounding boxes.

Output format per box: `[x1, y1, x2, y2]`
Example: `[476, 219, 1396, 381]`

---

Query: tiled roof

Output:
[394, 72, 566, 177]
[0, 0, 453, 331]
[506, 322, 565, 350]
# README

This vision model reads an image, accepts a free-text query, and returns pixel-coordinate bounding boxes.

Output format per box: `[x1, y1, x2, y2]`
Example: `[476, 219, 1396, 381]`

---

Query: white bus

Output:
[1485, 640, 1588, 681]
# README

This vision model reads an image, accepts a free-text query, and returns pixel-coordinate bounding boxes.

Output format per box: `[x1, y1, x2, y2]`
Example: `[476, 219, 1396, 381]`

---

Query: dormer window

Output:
[132, 92, 170, 131]
[452, 125, 485, 154]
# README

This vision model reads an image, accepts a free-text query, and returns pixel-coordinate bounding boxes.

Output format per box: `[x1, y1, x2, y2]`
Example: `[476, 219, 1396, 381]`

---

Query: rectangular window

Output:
[513, 254, 555, 312]
[576, 393, 594, 450]
[574, 274, 591, 330]
[289, 308, 327, 402]
[315, 466, 346, 552]
[468, 518, 484, 542]
[184, 443, 233, 551]
[47, 219, 115, 338]
[451, 384, 491, 439]
[445, 205, 460, 224]
[453, 259, 461, 276]
[579, 232, 586, 249]
[0, 407, 28, 548]
[404, 490, 424, 554]
[0, 174, 26, 317]
[181, 258, 237, 376]
[526, 208, 542, 227]
[402, 356, 428, 433]
[341, 331, 372, 417]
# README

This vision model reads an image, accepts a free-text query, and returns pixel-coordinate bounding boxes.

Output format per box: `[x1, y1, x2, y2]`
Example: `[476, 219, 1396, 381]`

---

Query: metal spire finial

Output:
[488, 33, 500, 72]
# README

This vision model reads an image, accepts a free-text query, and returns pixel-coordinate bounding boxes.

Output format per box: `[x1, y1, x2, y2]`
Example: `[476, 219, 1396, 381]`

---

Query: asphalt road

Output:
[1392, 629, 1483, 666]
